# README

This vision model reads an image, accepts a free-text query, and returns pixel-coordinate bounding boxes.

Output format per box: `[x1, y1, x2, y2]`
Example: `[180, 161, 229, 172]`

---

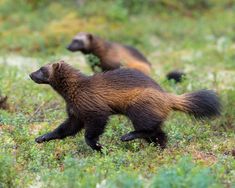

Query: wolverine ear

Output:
[52, 62, 62, 70]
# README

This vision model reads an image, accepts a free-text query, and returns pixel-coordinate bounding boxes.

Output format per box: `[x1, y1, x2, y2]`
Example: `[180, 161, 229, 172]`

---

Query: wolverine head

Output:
[29, 61, 63, 84]
[67, 32, 93, 54]
[30, 60, 80, 86]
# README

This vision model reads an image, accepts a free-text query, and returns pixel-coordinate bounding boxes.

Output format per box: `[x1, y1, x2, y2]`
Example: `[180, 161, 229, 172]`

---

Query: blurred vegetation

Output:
[0, 0, 235, 187]
[0, 154, 16, 187]
[0, 0, 235, 56]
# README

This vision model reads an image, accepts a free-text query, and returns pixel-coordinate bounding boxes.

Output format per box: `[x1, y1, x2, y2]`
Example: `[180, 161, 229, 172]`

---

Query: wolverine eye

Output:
[40, 67, 47, 74]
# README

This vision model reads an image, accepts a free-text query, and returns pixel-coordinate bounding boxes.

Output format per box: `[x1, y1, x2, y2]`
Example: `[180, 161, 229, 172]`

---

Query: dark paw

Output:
[94, 143, 103, 151]
[35, 133, 52, 143]
[121, 133, 134, 142]
[157, 139, 167, 149]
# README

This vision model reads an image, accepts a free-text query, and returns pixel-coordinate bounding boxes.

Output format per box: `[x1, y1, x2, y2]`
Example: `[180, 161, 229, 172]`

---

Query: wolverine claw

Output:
[121, 133, 134, 142]
[35, 136, 46, 143]
[35, 133, 52, 143]
[94, 143, 103, 151]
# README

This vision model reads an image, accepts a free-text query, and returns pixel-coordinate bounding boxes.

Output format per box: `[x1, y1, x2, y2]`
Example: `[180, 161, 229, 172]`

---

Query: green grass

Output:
[0, 0, 235, 187]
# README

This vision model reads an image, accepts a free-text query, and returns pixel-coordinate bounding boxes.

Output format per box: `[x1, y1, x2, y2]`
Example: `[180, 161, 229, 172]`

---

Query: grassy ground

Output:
[0, 1, 235, 187]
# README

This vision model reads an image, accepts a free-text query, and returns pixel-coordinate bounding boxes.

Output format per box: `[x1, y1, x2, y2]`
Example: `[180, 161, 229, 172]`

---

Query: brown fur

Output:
[29, 61, 221, 151]
[0, 95, 9, 110]
[67, 32, 151, 75]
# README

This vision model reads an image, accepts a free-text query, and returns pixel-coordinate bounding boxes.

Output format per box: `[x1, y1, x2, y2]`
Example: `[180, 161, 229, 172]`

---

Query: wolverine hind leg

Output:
[121, 125, 167, 149]
[145, 129, 167, 149]
[121, 130, 153, 141]
[123, 104, 167, 148]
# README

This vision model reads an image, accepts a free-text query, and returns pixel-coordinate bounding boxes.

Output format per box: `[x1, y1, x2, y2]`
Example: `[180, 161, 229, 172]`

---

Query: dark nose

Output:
[29, 73, 33, 79]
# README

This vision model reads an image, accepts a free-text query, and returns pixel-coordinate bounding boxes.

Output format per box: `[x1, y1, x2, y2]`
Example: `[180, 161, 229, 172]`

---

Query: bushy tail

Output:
[166, 70, 185, 83]
[169, 90, 221, 119]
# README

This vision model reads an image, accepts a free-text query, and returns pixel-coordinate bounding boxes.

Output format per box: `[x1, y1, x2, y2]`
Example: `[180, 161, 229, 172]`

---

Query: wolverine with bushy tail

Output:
[67, 32, 151, 75]
[29, 60, 221, 151]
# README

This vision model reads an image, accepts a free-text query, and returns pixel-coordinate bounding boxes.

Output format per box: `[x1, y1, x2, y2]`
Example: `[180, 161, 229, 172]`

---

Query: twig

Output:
[28, 102, 45, 122]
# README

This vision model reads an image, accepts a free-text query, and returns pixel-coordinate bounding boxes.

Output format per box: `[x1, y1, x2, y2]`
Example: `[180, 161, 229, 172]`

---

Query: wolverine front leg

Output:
[84, 116, 108, 151]
[35, 116, 83, 143]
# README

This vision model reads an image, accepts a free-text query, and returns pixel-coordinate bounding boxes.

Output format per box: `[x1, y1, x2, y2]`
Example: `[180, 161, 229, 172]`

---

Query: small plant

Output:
[0, 154, 16, 188]
[103, 173, 143, 188]
[150, 157, 221, 188]
[85, 54, 102, 72]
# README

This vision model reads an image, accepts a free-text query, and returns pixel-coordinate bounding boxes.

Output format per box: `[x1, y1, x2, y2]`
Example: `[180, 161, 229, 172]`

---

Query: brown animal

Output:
[67, 32, 151, 75]
[0, 95, 9, 110]
[29, 60, 221, 151]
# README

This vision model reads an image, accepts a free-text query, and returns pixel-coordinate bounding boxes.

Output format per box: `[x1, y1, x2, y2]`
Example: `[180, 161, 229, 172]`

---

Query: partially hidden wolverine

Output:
[67, 32, 151, 75]
[29, 60, 221, 151]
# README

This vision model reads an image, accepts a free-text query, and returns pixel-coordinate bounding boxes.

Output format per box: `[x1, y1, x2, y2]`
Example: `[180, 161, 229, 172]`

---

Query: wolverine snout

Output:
[29, 72, 39, 83]
[67, 42, 78, 52]
[29, 72, 37, 82]
[29, 73, 33, 79]
[67, 44, 73, 51]
[29, 70, 48, 84]
[67, 45, 77, 52]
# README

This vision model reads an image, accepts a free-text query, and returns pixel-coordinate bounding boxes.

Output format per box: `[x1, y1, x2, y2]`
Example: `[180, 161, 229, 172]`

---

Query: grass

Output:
[0, 0, 235, 187]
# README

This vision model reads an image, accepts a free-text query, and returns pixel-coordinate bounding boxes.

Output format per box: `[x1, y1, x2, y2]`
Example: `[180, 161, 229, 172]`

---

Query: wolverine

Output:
[67, 32, 151, 75]
[29, 60, 221, 151]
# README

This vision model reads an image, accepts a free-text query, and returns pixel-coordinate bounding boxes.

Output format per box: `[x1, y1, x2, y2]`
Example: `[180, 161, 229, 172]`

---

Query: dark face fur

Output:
[29, 63, 55, 84]
[67, 32, 93, 54]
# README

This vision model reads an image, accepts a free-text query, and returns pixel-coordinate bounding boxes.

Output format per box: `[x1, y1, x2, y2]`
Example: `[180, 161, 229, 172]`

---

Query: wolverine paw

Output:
[94, 143, 103, 151]
[121, 133, 134, 142]
[35, 133, 51, 143]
